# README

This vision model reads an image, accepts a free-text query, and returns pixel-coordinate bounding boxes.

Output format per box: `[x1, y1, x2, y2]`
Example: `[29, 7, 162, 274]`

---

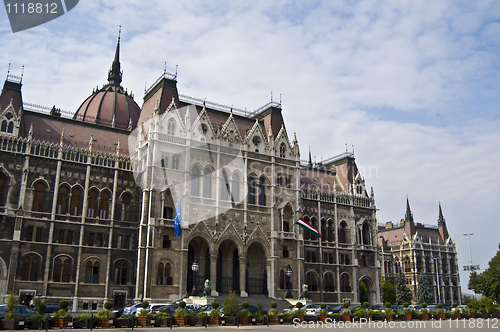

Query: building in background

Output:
[378, 200, 461, 305]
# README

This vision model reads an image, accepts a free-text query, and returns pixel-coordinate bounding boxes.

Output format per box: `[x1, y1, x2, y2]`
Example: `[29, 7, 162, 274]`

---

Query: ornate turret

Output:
[437, 203, 449, 242]
[107, 26, 123, 86]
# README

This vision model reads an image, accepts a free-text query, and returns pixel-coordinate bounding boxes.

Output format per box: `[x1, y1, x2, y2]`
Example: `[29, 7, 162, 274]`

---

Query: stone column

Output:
[210, 253, 218, 297]
[239, 255, 247, 297]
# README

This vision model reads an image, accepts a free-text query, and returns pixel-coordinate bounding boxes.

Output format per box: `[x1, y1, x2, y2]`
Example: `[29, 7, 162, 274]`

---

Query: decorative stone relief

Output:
[221, 213, 227, 220]
[235, 213, 240, 222]
[192, 208, 197, 216]
[249, 215, 255, 223]
[262, 217, 267, 225]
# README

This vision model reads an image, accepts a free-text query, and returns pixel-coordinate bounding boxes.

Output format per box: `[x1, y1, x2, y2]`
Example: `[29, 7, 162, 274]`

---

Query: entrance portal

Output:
[246, 242, 267, 295]
[216, 240, 239, 293]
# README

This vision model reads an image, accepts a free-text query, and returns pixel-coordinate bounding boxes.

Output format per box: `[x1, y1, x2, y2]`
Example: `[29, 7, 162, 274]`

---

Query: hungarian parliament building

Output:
[0, 38, 460, 310]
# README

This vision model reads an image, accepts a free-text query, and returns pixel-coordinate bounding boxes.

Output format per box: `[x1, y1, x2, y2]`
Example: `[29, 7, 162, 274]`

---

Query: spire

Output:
[308, 146, 312, 167]
[405, 197, 414, 223]
[107, 26, 123, 86]
[438, 202, 446, 225]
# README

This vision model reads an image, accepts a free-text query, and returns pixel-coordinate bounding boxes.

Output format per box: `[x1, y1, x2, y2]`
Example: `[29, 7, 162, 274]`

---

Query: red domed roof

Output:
[73, 33, 140, 130]
[75, 84, 140, 130]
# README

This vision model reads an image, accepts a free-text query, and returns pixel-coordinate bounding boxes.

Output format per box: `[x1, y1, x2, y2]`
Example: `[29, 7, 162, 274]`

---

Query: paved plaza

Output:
[45, 318, 499, 331]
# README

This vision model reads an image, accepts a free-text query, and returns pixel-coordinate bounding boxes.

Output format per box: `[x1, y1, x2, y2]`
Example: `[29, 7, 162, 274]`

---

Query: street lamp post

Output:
[285, 264, 293, 299]
[191, 260, 199, 297]
[434, 257, 441, 304]
[463, 233, 477, 298]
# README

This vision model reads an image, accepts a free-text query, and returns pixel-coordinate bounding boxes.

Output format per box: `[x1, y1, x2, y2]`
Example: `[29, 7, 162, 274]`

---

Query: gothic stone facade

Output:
[378, 200, 461, 305]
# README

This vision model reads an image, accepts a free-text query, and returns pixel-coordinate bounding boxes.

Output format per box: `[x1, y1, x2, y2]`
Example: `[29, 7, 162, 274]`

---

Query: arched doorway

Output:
[187, 237, 210, 297]
[246, 242, 267, 295]
[359, 277, 376, 304]
[216, 240, 239, 294]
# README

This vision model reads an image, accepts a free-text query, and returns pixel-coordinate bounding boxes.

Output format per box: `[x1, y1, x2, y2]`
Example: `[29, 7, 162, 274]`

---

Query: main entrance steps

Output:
[211, 294, 292, 312]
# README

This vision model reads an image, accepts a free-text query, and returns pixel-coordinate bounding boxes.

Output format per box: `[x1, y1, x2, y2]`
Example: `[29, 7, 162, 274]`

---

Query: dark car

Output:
[0, 305, 35, 319]
[368, 304, 386, 312]
[329, 305, 343, 313]
[44, 303, 65, 313]
[156, 304, 195, 316]
[348, 304, 363, 313]
[390, 305, 404, 312]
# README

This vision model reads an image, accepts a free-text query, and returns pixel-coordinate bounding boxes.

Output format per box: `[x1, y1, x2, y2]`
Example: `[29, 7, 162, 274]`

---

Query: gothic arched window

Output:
[32, 182, 46, 212]
[231, 173, 239, 202]
[191, 166, 200, 197]
[70, 187, 83, 216]
[167, 118, 176, 136]
[203, 167, 212, 198]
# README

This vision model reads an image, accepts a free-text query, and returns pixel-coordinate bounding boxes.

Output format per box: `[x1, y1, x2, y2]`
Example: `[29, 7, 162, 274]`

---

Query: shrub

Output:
[141, 301, 149, 309]
[104, 301, 113, 310]
[209, 309, 221, 317]
[403, 302, 409, 308]
[240, 309, 251, 317]
[120, 314, 135, 319]
[211, 302, 219, 309]
[136, 309, 150, 317]
[270, 301, 277, 309]
[53, 309, 69, 318]
[363, 302, 370, 309]
[320, 302, 327, 309]
[5, 293, 16, 320]
[178, 301, 186, 309]
[222, 291, 239, 317]
[353, 307, 366, 318]
[97, 309, 114, 319]
[27, 313, 47, 323]
[58, 299, 69, 310]
[257, 303, 265, 315]
[154, 312, 170, 319]
[173, 308, 187, 317]
[35, 299, 45, 315]
[74, 313, 93, 322]
[268, 309, 280, 316]
[384, 302, 391, 309]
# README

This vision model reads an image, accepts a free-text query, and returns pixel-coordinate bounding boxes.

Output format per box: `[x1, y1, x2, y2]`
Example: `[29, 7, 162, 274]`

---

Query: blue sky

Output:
[1, 0, 500, 295]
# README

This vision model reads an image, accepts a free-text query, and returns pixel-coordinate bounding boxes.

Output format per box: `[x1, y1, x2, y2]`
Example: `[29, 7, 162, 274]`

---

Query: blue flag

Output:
[174, 201, 181, 237]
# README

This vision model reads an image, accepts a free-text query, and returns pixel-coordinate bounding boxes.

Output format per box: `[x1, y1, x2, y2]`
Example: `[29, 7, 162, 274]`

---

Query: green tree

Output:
[416, 275, 433, 305]
[469, 244, 500, 302]
[359, 281, 368, 304]
[222, 291, 239, 317]
[395, 269, 412, 305]
[382, 277, 396, 304]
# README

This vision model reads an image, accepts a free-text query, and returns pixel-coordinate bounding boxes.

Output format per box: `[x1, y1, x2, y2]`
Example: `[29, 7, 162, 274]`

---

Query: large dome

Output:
[75, 84, 140, 130]
[74, 34, 140, 130]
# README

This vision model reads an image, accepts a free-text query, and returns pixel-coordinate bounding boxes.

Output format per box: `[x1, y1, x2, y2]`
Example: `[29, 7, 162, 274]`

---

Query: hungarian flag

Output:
[296, 218, 322, 238]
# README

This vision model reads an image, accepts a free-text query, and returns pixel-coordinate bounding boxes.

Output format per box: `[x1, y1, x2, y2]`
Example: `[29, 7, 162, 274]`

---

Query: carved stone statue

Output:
[301, 284, 309, 300]
[202, 279, 211, 298]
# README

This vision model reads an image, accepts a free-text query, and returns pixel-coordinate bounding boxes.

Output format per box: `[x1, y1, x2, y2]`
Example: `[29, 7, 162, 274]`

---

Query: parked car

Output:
[408, 305, 422, 312]
[348, 304, 363, 313]
[306, 304, 335, 316]
[367, 304, 386, 312]
[111, 308, 124, 317]
[390, 305, 404, 312]
[122, 303, 142, 315]
[329, 305, 343, 314]
[147, 303, 172, 314]
[44, 303, 64, 313]
[427, 303, 451, 312]
[0, 305, 35, 319]
[156, 304, 195, 316]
